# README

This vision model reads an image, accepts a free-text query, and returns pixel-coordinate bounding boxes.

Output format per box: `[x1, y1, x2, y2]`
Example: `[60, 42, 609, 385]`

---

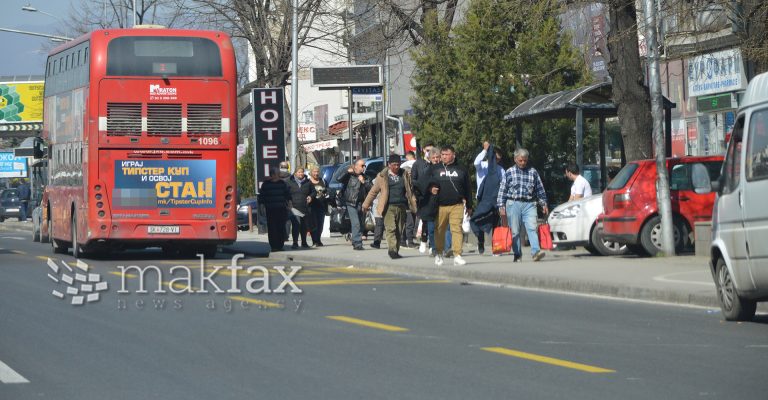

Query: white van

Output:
[694, 72, 768, 321]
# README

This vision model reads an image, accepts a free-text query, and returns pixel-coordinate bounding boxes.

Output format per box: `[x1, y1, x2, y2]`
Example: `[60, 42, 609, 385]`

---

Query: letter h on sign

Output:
[252, 88, 286, 186]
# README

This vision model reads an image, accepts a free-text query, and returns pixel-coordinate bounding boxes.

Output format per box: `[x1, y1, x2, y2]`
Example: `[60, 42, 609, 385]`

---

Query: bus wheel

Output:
[71, 214, 81, 258]
[50, 219, 66, 254]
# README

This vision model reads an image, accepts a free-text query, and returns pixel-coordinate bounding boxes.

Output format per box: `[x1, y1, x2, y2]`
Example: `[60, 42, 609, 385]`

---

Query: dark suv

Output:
[0, 189, 22, 222]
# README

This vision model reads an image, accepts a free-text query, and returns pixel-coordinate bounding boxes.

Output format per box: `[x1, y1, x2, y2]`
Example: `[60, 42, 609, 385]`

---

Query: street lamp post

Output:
[0, 27, 72, 42]
[21, 5, 61, 21]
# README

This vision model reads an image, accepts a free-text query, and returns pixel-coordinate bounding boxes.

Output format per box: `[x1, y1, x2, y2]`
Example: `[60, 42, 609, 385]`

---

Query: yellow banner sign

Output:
[0, 81, 44, 123]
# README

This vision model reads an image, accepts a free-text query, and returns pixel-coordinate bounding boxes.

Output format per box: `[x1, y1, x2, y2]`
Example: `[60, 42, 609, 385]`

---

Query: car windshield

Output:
[2, 190, 19, 199]
[607, 163, 639, 190]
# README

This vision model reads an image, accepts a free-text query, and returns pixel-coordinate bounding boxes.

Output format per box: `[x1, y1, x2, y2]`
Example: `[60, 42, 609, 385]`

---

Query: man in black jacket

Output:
[432, 145, 472, 266]
[287, 168, 314, 249]
[338, 159, 369, 250]
[258, 167, 291, 251]
[411, 142, 433, 252]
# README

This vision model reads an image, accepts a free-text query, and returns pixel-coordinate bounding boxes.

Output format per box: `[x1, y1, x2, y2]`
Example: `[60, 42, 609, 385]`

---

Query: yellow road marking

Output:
[228, 296, 284, 309]
[481, 347, 615, 374]
[110, 271, 138, 279]
[326, 316, 409, 332]
[36, 256, 50, 261]
[203, 267, 326, 277]
[315, 267, 384, 275]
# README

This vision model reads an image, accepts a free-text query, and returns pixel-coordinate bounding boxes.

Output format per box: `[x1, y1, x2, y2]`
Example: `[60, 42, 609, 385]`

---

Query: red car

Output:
[601, 156, 723, 256]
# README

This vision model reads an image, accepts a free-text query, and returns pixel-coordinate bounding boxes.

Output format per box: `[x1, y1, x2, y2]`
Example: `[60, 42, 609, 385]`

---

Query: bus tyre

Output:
[50, 220, 66, 254]
[715, 257, 757, 321]
[71, 214, 81, 258]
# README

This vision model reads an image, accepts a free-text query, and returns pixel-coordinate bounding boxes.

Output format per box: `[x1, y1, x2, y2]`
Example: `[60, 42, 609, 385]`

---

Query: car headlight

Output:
[551, 204, 581, 219]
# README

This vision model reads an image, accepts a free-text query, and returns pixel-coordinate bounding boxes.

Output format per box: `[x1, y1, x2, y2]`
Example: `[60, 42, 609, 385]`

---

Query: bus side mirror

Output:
[692, 163, 713, 194]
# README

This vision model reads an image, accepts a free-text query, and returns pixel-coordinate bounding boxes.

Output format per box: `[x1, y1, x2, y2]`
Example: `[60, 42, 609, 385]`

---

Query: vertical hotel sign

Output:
[252, 88, 286, 185]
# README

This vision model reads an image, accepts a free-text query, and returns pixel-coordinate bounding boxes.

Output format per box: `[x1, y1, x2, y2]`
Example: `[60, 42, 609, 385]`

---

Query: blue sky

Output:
[0, 0, 73, 77]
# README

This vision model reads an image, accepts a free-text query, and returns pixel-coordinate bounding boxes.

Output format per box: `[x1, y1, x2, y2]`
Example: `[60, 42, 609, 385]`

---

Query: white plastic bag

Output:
[462, 208, 471, 233]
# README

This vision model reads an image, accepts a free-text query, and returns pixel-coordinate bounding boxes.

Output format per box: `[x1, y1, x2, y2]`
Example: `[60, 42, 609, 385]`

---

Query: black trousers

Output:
[290, 213, 308, 245]
[373, 216, 384, 244]
[403, 211, 416, 243]
[309, 206, 326, 244]
[266, 208, 288, 250]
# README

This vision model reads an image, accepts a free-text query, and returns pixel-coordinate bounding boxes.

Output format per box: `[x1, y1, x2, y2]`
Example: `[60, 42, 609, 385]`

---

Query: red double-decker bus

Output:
[40, 27, 238, 258]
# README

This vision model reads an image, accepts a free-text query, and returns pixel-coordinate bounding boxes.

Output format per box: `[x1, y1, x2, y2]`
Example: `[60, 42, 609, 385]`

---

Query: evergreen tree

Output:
[237, 139, 256, 199]
[409, 0, 590, 203]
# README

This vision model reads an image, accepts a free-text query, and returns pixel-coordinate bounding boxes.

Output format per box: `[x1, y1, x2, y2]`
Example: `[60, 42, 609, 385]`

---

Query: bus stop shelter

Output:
[505, 82, 674, 191]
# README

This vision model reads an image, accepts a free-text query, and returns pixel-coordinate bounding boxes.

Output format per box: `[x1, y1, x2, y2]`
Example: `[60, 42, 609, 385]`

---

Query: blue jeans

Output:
[425, 221, 450, 250]
[346, 205, 363, 246]
[506, 200, 540, 257]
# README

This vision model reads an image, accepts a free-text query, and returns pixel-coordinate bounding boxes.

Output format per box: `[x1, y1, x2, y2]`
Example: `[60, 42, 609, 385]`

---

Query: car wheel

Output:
[32, 224, 40, 242]
[50, 218, 67, 254]
[584, 244, 600, 255]
[590, 226, 628, 256]
[640, 215, 685, 256]
[714, 257, 756, 321]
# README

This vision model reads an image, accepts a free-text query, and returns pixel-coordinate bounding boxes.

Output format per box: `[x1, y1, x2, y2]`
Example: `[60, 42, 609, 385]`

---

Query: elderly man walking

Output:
[363, 155, 417, 259]
[497, 148, 549, 262]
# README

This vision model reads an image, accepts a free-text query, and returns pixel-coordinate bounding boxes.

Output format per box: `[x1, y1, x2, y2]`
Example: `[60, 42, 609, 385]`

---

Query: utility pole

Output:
[643, 0, 675, 256]
[290, 0, 299, 170]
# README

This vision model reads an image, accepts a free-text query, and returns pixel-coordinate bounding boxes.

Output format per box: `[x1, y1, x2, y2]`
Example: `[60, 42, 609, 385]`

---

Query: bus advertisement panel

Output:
[113, 160, 216, 209]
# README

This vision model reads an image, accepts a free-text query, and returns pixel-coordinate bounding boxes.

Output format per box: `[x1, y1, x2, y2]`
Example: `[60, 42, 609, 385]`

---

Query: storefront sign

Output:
[303, 139, 338, 152]
[298, 123, 317, 142]
[687, 48, 747, 97]
[252, 88, 286, 184]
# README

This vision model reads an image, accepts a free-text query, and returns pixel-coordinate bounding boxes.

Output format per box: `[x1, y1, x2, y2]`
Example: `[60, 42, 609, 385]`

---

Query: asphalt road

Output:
[0, 232, 767, 400]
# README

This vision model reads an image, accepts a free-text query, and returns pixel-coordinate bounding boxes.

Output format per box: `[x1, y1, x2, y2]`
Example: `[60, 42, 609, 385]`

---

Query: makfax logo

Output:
[48, 258, 108, 306]
[149, 85, 177, 95]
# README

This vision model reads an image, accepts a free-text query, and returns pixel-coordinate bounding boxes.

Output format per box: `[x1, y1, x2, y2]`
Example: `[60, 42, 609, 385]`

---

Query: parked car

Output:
[236, 197, 259, 231]
[0, 189, 22, 222]
[327, 157, 387, 204]
[319, 164, 340, 186]
[601, 155, 723, 256]
[548, 194, 627, 256]
[694, 71, 768, 321]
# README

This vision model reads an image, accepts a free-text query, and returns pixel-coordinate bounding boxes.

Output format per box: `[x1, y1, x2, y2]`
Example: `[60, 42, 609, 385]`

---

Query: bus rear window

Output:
[107, 36, 222, 77]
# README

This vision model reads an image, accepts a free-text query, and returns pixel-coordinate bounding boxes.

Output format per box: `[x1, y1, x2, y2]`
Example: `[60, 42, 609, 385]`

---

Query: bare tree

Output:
[63, 0, 187, 36]
[183, 0, 349, 91]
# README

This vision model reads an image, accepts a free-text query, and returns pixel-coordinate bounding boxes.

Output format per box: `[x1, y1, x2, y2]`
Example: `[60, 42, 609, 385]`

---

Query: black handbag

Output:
[330, 207, 351, 234]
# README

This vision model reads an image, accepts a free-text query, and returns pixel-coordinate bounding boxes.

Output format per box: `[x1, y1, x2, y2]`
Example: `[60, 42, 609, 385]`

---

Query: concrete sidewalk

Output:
[225, 229, 723, 308]
[0, 220, 726, 309]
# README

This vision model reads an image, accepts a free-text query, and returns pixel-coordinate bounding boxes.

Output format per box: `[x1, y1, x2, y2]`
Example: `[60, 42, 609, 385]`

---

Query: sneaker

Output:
[453, 255, 466, 266]
[301, 243, 311, 249]
[513, 255, 522, 262]
[533, 251, 546, 262]
[388, 251, 402, 259]
[315, 242, 324, 247]
[477, 244, 485, 255]
[419, 241, 427, 254]
[370, 242, 381, 249]
[291, 243, 299, 250]
[435, 255, 444, 266]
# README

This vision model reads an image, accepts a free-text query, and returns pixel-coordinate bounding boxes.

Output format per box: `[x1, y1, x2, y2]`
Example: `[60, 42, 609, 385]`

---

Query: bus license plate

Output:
[148, 226, 180, 234]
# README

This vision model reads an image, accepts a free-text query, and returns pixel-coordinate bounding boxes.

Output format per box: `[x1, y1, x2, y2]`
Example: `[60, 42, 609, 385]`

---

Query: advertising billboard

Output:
[0, 81, 44, 123]
[113, 160, 216, 209]
[0, 152, 28, 178]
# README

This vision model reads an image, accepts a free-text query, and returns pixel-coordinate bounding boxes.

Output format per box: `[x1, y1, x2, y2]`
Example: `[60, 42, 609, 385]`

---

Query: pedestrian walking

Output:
[369, 174, 385, 249]
[258, 167, 291, 251]
[308, 166, 329, 247]
[431, 145, 472, 266]
[287, 168, 314, 249]
[565, 163, 592, 201]
[338, 159, 370, 250]
[363, 155, 417, 259]
[471, 142, 504, 254]
[17, 180, 31, 222]
[415, 148, 440, 257]
[411, 143, 440, 254]
[497, 148, 549, 262]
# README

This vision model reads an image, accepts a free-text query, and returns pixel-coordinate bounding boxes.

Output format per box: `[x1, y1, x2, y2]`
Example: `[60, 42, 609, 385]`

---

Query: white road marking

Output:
[0, 236, 25, 240]
[0, 359, 29, 383]
[653, 271, 715, 287]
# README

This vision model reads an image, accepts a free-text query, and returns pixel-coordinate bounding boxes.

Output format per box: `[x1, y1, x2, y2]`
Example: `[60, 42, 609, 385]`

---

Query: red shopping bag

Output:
[538, 223, 553, 250]
[492, 226, 512, 254]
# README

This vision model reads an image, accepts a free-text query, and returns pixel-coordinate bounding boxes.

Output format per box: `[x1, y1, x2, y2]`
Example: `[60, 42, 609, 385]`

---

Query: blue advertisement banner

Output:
[0, 152, 28, 178]
[113, 160, 216, 209]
